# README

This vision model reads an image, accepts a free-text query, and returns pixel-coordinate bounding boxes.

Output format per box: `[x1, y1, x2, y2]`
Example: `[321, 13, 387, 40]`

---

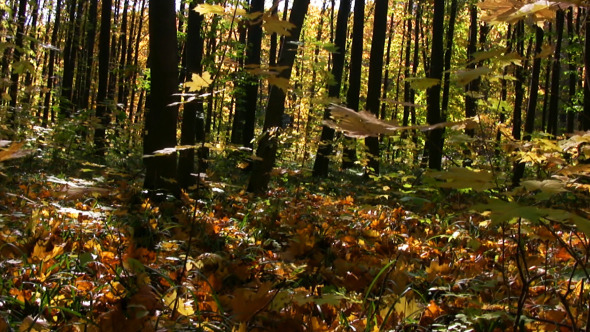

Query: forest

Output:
[1, 0, 590, 330]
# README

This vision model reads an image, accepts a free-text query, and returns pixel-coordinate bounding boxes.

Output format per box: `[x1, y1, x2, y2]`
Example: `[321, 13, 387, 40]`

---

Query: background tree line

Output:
[0, 0, 588, 194]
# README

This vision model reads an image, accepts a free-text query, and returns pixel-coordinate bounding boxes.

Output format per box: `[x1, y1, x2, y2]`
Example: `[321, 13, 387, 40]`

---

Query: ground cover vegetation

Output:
[1, 0, 590, 330]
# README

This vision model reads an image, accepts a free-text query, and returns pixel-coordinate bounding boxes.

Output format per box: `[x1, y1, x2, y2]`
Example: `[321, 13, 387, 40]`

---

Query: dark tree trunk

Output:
[42, 0, 62, 127]
[312, 0, 351, 177]
[424, 0, 445, 170]
[233, 0, 264, 148]
[342, 0, 364, 169]
[79, 0, 98, 111]
[585, 11, 590, 130]
[566, 7, 576, 133]
[511, 21, 525, 141]
[380, 11, 395, 121]
[548, 10, 564, 136]
[94, 0, 113, 157]
[7, 0, 27, 132]
[60, 0, 83, 118]
[178, 0, 206, 190]
[247, 0, 310, 194]
[364, 0, 388, 175]
[402, 0, 413, 128]
[144, 0, 180, 195]
[464, 4, 478, 136]
[513, 26, 544, 186]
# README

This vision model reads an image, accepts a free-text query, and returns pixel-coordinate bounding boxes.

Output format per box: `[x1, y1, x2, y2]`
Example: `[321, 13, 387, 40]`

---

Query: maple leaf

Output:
[185, 72, 212, 92]
[427, 167, 495, 191]
[267, 76, 290, 92]
[193, 3, 226, 15]
[262, 14, 295, 36]
[0, 141, 34, 162]
[453, 67, 492, 86]
[405, 77, 441, 90]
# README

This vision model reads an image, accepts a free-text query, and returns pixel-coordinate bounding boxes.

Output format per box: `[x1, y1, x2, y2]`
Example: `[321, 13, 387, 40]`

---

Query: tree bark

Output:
[143, 0, 180, 195]
[424, 0, 445, 170]
[247, 0, 310, 194]
[341, 0, 364, 169]
[94, 0, 112, 157]
[364, 0, 388, 175]
[548, 10, 564, 136]
[313, 0, 351, 177]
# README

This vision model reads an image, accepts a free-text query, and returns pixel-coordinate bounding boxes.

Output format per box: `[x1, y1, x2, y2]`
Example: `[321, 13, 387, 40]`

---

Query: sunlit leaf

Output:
[267, 76, 290, 92]
[262, 14, 295, 36]
[427, 167, 495, 191]
[193, 3, 225, 15]
[185, 72, 212, 92]
[163, 289, 195, 316]
[522, 179, 567, 194]
[405, 77, 441, 90]
[454, 67, 492, 86]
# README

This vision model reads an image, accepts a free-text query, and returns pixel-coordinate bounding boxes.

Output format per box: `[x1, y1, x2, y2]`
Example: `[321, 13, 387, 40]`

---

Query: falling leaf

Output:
[454, 67, 492, 86]
[194, 3, 226, 15]
[262, 14, 295, 36]
[185, 72, 212, 92]
[405, 77, 441, 90]
[267, 76, 290, 92]
[522, 179, 567, 194]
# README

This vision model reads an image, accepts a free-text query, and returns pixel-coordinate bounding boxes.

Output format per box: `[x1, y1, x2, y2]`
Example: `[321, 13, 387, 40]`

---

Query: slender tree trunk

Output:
[144, 0, 180, 195]
[424, 0, 445, 170]
[80, 0, 97, 111]
[364, 0, 388, 175]
[313, 0, 351, 177]
[94, 0, 112, 157]
[178, 0, 206, 189]
[566, 7, 576, 133]
[7, 0, 27, 132]
[512, 21, 525, 141]
[42, 0, 62, 127]
[584, 11, 590, 130]
[60, 0, 83, 118]
[464, 4, 478, 136]
[548, 10, 564, 136]
[342, 0, 364, 169]
[402, 0, 413, 128]
[247, 0, 310, 194]
[513, 26, 544, 186]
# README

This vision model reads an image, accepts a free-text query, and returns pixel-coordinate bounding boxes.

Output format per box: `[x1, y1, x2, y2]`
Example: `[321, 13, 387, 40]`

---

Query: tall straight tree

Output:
[547, 9, 564, 136]
[364, 0, 388, 175]
[42, 0, 62, 127]
[312, 0, 351, 177]
[342, 0, 364, 169]
[94, 0, 112, 157]
[7, 0, 27, 132]
[424, 0, 445, 169]
[232, 0, 264, 148]
[513, 26, 544, 186]
[584, 10, 590, 130]
[178, 0, 206, 190]
[143, 0, 180, 195]
[247, 0, 310, 194]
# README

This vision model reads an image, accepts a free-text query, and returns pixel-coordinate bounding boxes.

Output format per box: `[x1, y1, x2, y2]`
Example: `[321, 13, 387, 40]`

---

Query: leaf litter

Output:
[0, 165, 589, 331]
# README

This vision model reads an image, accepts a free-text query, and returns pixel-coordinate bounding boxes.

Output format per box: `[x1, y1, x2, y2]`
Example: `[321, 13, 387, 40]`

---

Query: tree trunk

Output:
[94, 0, 112, 157]
[178, 0, 206, 190]
[424, 0, 445, 170]
[342, 0, 364, 169]
[7, 0, 27, 132]
[584, 11, 590, 130]
[548, 10, 564, 136]
[312, 0, 351, 177]
[143, 0, 180, 195]
[247, 0, 310, 194]
[42, 0, 62, 127]
[364, 0, 388, 175]
[513, 26, 543, 186]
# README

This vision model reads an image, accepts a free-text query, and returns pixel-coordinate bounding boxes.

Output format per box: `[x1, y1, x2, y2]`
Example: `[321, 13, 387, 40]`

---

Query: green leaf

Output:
[262, 14, 295, 36]
[405, 77, 440, 90]
[454, 67, 492, 86]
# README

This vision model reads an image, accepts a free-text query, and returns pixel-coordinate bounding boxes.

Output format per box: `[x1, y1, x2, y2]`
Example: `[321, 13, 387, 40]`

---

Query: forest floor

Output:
[0, 152, 589, 331]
